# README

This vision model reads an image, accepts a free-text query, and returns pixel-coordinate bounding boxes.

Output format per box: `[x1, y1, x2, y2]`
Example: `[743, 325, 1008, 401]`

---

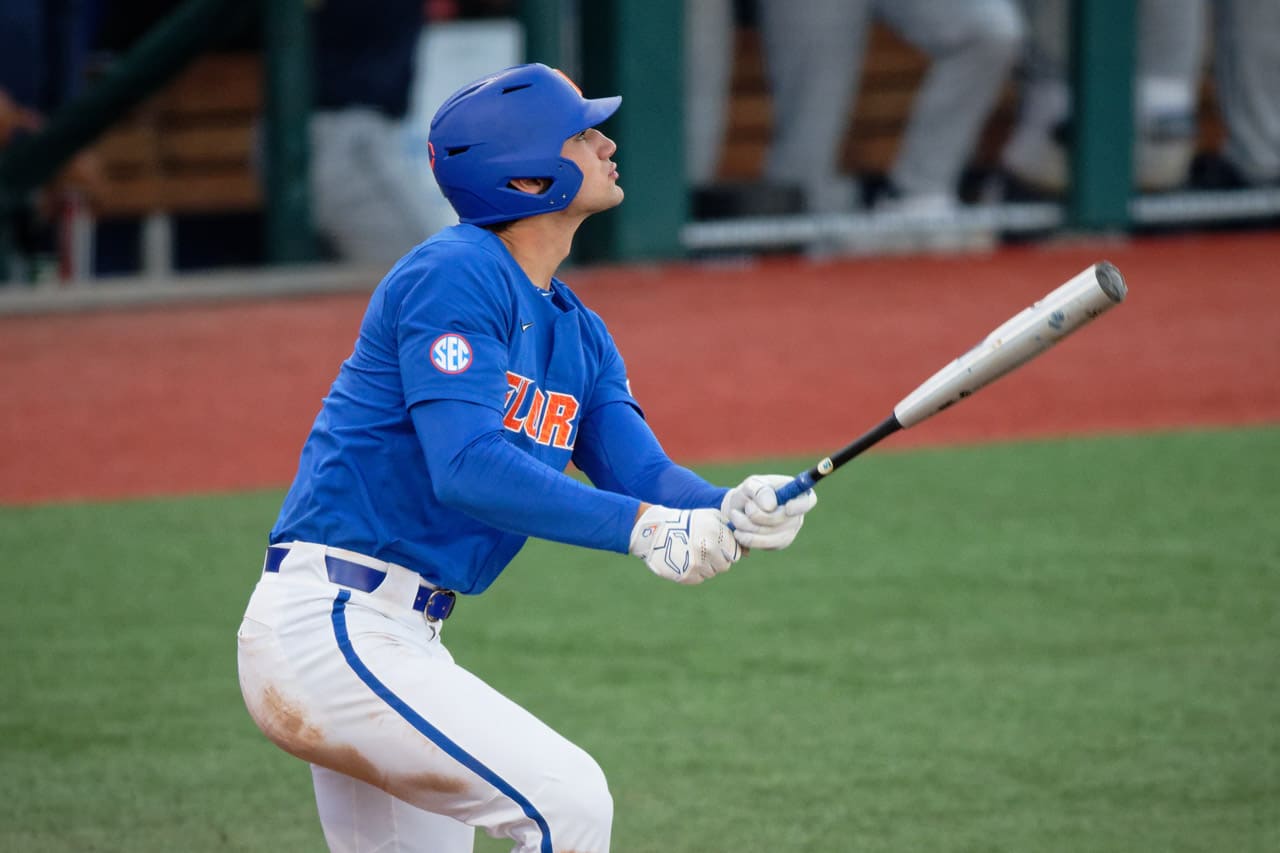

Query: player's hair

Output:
[428, 63, 620, 226]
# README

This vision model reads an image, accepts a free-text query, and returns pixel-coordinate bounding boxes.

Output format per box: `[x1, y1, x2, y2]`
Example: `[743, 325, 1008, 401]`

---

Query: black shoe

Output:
[1189, 153, 1252, 190]
[691, 181, 805, 219]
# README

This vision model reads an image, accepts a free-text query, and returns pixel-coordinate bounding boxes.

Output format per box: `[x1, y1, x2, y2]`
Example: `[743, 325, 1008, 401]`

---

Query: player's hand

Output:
[629, 505, 740, 585]
[720, 474, 817, 550]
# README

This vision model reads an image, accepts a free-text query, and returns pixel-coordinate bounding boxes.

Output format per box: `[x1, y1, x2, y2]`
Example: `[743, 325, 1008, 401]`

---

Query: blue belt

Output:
[264, 545, 456, 622]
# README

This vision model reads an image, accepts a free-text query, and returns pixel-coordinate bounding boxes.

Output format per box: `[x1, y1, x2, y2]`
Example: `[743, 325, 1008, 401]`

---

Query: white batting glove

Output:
[720, 474, 818, 551]
[629, 505, 741, 585]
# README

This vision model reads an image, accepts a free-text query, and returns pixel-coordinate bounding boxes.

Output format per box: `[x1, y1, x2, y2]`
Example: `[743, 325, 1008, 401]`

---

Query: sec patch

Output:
[430, 333, 473, 374]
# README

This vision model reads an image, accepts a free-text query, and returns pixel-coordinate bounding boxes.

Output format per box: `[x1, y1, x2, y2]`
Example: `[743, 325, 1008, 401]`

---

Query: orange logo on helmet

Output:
[553, 68, 583, 96]
[428, 141, 436, 171]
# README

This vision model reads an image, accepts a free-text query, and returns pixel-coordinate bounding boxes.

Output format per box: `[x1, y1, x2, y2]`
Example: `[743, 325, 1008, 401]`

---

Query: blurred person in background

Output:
[757, 0, 1025, 216]
[683, 0, 811, 219]
[1190, 0, 1280, 190]
[309, 0, 456, 264]
[0, 0, 103, 279]
[1000, 0, 1206, 196]
[684, 0, 735, 195]
[0, 0, 98, 134]
[999, 0, 1280, 197]
[0, 88, 43, 147]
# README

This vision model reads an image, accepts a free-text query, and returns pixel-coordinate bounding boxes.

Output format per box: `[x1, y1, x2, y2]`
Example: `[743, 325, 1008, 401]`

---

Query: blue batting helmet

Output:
[427, 63, 622, 225]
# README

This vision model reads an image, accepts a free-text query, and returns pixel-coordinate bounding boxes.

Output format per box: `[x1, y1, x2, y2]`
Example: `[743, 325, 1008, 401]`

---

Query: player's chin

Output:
[591, 186, 625, 213]
[572, 187, 624, 219]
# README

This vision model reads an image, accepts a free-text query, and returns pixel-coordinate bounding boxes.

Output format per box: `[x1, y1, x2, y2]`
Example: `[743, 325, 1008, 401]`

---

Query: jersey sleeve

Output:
[572, 400, 728, 509]
[395, 253, 514, 411]
[411, 399, 641, 553]
[576, 301, 639, 417]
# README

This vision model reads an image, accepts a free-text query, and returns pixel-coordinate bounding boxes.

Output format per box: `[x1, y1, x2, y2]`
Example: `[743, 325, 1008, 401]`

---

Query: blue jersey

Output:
[272, 225, 644, 592]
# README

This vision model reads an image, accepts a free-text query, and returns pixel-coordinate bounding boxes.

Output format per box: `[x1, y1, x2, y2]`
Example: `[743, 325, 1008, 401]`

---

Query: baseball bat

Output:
[770, 260, 1128, 505]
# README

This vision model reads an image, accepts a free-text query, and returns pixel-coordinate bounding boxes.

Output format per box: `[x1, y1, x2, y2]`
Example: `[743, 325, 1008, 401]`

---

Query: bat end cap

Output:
[1095, 261, 1128, 303]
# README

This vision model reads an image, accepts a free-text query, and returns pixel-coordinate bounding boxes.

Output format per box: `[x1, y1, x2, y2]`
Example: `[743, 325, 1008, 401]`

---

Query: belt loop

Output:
[263, 546, 288, 573]
[370, 556, 421, 606]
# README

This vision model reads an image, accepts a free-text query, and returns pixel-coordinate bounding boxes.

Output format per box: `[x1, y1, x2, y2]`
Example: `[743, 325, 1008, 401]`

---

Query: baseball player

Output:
[758, 0, 1024, 214]
[236, 63, 817, 853]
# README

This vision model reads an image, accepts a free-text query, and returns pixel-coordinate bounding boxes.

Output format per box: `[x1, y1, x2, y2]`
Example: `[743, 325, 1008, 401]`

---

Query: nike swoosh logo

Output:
[521, 321, 535, 332]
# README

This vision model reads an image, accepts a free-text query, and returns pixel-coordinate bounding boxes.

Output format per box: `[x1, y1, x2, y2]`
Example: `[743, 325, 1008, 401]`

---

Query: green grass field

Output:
[2, 428, 1277, 852]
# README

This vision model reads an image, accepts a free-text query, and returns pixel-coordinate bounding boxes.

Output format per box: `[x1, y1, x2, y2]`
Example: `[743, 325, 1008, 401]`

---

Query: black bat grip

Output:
[773, 414, 903, 503]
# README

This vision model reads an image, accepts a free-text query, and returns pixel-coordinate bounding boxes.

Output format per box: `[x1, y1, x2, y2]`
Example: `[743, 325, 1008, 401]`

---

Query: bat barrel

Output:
[893, 261, 1127, 429]
[745, 261, 1127, 511]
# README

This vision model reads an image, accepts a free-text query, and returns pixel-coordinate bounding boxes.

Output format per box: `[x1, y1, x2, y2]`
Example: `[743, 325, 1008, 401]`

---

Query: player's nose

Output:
[596, 132, 616, 158]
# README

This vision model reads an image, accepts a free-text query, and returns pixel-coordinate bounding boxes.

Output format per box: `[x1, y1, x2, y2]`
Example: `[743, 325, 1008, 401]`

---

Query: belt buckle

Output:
[423, 589, 456, 623]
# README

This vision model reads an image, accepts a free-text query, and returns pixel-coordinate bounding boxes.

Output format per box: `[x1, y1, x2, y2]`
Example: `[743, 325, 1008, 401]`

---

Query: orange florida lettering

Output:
[537, 392, 579, 447]
[521, 389, 547, 441]
[503, 373, 532, 432]
[503, 371, 580, 450]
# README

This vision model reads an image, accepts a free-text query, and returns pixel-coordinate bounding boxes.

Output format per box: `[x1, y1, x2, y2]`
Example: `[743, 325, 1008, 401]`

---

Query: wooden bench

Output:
[68, 33, 1231, 275]
[78, 52, 262, 276]
[716, 22, 1224, 188]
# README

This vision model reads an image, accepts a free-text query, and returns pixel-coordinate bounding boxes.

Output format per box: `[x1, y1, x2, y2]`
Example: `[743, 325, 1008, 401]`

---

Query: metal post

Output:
[575, 0, 685, 262]
[521, 0, 565, 67]
[262, 0, 317, 264]
[1068, 0, 1137, 230]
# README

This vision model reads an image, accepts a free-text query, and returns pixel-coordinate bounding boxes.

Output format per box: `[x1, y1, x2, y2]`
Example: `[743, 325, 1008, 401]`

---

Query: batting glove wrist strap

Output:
[629, 505, 740, 585]
[721, 474, 818, 551]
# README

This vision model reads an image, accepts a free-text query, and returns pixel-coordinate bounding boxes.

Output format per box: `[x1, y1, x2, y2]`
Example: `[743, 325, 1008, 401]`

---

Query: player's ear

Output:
[508, 177, 553, 195]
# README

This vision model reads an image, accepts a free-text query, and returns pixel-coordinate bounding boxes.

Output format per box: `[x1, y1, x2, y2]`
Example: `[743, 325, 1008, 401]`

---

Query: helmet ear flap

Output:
[427, 63, 620, 225]
[484, 156, 586, 222]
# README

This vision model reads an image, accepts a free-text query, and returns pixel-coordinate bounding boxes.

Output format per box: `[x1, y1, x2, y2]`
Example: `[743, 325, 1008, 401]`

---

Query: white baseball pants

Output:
[236, 543, 612, 852]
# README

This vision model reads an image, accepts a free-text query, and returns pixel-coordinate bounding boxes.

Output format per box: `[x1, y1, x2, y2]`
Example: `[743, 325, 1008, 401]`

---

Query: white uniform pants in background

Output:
[1003, 0, 1207, 192]
[309, 109, 455, 264]
[758, 0, 1024, 211]
[683, 0, 735, 185]
[237, 543, 613, 853]
[1212, 0, 1280, 185]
